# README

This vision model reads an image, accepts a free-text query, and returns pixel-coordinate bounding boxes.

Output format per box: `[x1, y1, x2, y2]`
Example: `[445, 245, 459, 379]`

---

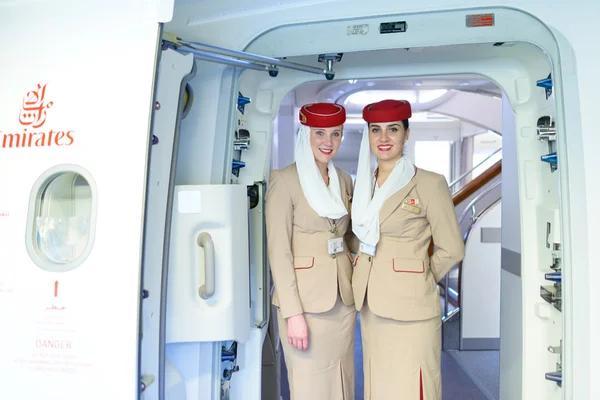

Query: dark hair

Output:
[368, 119, 409, 130]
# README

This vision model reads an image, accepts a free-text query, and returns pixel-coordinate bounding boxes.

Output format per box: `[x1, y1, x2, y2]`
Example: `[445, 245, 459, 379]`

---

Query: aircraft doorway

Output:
[267, 75, 507, 400]
[148, 11, 568, 399]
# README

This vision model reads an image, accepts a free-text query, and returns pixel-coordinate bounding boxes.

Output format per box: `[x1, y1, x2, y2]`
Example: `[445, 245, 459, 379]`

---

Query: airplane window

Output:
[26, 167, 97, 272]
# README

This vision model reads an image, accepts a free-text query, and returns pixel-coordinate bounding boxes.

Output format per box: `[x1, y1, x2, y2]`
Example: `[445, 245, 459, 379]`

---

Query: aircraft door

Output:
[139, 47, 195, 400]
[150, 34, 332, 400]
[0, 1, 169, 399]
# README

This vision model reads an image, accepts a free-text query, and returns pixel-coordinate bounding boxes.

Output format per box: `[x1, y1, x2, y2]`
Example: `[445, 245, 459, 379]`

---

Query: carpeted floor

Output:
[448, 349, 500, 400]
[442, 307, 500, 400]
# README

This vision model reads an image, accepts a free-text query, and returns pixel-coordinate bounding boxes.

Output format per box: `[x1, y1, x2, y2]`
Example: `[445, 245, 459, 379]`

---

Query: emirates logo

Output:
[1, 83, 74, 149]
[19, 83, 54, 129]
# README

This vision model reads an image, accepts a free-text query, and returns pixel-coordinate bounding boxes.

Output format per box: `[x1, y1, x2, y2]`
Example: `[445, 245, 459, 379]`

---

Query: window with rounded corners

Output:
[26, 165, 98, 272]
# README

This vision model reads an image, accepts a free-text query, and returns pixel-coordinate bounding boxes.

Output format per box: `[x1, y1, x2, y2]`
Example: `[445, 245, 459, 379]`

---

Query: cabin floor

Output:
[442, 317, 500, 400]
[441, 280, 501, 400]
[279, 298, 500, 400]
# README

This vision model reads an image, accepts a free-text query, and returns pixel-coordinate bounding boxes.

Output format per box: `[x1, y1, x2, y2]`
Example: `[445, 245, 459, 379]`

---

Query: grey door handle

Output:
[197, 232, 215, 299]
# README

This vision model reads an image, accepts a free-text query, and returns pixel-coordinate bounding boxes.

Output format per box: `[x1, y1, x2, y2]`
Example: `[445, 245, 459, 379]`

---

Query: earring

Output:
[404, 138, 408, 143]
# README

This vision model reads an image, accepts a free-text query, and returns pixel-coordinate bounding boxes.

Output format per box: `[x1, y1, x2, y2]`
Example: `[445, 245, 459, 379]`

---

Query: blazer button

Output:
[368, 256, 372, 262]
[332, 254, 337, 259]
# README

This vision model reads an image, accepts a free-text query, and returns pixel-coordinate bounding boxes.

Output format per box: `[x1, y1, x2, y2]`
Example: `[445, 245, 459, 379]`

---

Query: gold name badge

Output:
[401, 203, 421, 214]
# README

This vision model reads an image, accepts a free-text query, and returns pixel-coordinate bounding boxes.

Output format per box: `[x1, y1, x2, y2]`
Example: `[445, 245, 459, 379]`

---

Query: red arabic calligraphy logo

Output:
[19, 83, 54, 129]
[1, 83, 75, 149]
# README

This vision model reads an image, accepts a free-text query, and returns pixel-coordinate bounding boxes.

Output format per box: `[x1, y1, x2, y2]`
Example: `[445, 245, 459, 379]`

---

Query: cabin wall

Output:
[271, 93, 296, 170]
[461, 201, 502, 348]
[175, 61, 230, 185]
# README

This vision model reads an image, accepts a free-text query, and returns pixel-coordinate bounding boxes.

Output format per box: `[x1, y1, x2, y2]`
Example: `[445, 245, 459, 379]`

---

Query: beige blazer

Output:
[265, 163, 356, 319]
[352, 168, 465, 322]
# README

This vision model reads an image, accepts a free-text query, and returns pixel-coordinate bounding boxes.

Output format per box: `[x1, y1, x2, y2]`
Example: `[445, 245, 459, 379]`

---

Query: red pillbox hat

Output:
[362, 99, 412, 123]
[299, 103, 346, 128]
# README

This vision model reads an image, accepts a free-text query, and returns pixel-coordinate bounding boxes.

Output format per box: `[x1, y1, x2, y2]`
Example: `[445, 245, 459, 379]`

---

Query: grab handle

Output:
[197, 232, 215, 299]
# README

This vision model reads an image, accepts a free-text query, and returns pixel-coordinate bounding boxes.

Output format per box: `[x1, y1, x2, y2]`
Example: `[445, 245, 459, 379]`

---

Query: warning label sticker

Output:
[466, 14, 495, 28]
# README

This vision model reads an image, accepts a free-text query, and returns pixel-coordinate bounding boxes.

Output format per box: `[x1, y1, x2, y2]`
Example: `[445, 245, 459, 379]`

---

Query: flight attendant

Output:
[351, 99, 465, 399]
[265, 103, 357, 400]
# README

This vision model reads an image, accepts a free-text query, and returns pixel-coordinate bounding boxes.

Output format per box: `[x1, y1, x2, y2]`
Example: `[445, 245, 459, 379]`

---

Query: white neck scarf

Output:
[295, 125, 348, 220]
[351, 126, 415, 248]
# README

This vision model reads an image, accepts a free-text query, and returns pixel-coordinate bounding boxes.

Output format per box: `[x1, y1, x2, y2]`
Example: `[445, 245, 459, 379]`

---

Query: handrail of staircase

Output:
[452, 159, 502, 206]
[458, 180, 502, 226]
[429, 159, 502, 259]
[441, 196, 502, 352]
[442, 186, 502, 324]
[448, 147, 502, 191]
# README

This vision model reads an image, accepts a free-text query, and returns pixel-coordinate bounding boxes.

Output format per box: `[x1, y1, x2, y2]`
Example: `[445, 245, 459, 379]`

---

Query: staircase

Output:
[435, 158, 502, 335]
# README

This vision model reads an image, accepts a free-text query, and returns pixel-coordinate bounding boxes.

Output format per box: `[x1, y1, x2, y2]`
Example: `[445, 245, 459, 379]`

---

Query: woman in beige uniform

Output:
[351, 99, 465, 399]
[265, 103, 357, 400]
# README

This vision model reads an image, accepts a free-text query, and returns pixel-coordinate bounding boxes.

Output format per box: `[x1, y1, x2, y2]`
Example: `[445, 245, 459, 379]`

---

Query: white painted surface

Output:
[461, 201, 502, 341]
[229, 328, 265, 400]
[501, 94, 521, 254]
[499, 269, 523, 400]
[0, 1, 161, 399]
[174, 61, 227, 185]
[166, 185, 251, 344]
[498, 91, 523, 400]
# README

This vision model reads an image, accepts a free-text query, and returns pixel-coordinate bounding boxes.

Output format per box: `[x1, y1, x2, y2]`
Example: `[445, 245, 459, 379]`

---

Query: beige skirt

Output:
[361, 300, 442, 400]
[277, 295, 356, 400]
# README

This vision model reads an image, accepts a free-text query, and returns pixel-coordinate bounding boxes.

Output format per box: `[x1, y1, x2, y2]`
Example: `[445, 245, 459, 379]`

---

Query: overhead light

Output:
[459, 82, 470, 86]
[413, 81, 423, 87]
[348, 79, 357, 84]
[346, 90, 418, 105]
[345, 117, 367, 124]
[366, 82, 376, 87]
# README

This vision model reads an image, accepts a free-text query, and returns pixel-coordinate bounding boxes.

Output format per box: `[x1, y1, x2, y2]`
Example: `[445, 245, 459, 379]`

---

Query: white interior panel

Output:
[461, 201, 502, 344]
[165, 342, 219, 400]
[174, 61, 228, 185]
[166, 184, 251, 344]
[228, 328, 265, 400]
[499, 269, 523, 400]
